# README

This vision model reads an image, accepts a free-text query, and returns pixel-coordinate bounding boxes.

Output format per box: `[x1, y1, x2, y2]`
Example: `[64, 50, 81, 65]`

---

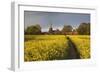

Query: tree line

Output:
[24, 23, 90, 35]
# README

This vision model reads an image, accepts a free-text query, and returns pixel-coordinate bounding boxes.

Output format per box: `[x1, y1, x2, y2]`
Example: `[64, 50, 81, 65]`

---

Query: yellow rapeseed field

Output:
[24, 35, 90, 61]
[24, 35, 69, 61]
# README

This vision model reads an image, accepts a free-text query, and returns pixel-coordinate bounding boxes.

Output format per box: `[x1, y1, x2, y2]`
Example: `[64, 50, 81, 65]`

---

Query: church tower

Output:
[49, 24, 53, 34]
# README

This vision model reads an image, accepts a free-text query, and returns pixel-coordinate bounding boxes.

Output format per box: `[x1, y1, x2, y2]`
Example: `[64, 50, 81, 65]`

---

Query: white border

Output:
[11, 2, 97, 71]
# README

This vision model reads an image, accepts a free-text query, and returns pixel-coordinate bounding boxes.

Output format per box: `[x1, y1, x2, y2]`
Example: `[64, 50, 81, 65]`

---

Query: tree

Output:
[61, 25, 73, 34]
[77, 23, 90, 35]
[25, 24, 41, 35]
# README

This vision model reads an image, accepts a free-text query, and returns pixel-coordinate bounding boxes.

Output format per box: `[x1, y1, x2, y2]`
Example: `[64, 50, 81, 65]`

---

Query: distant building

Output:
[41, 24, 78, 35]
[72, 29, 78, 35]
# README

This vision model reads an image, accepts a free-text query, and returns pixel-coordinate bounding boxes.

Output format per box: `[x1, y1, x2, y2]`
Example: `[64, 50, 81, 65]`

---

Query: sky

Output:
[24, 11, 90, 32]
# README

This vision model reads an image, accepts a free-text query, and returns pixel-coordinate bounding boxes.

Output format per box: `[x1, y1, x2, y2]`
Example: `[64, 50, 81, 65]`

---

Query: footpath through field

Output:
[65, 36, 80, 59]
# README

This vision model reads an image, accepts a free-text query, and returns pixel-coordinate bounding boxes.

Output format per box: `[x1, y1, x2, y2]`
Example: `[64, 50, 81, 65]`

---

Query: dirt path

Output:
[66, 37, 80, 59]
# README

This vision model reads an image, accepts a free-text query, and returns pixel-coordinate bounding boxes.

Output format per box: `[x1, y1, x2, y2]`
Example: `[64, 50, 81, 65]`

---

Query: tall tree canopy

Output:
[77, 23, 90, 35]
[25, 24, 41, 35]
[62, 25, 73, 32]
